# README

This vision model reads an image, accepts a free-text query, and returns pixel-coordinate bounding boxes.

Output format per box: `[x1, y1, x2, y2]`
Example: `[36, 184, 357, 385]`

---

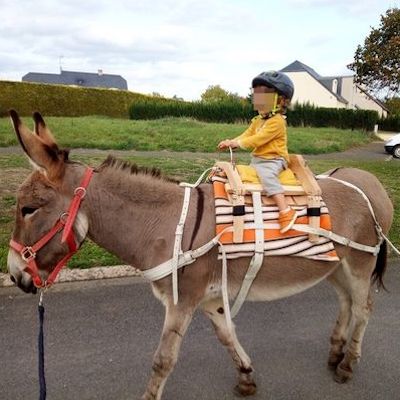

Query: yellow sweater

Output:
[235, 114, 289, 162]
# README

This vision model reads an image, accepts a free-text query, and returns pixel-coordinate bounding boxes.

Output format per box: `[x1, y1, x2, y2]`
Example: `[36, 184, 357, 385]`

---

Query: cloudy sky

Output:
[0, 0, 397, 100]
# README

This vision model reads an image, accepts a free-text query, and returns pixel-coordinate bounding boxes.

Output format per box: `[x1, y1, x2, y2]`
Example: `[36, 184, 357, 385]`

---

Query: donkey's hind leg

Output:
[331, 256, 374, 384]
[142, 302, 195, 400]
[327, 264, 352, 370]
[200, 297, 257, 396]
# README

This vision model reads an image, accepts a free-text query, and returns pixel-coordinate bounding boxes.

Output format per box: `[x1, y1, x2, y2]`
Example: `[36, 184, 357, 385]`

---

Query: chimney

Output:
[98, 69, 103, 76]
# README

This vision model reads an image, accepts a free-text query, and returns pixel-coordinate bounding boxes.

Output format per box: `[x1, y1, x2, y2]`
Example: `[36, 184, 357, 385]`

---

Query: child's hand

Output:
[217, 140, 239, 150]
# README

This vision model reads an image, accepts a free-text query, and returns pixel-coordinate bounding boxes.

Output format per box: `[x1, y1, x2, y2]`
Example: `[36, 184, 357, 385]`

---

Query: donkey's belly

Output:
[229, 256, 339, 302]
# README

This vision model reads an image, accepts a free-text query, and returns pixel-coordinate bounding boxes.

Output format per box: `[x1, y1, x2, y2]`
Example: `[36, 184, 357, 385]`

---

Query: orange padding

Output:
[217, 214, 333, 244]
[213, 181, 334, 245]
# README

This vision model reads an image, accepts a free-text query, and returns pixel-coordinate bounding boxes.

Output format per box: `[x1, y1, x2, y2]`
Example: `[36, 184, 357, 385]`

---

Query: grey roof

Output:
[22, 70, 128, 90]
[280, 60, 347, 104]
[281, 60, 390, 111]
[281, 60, 321, 80]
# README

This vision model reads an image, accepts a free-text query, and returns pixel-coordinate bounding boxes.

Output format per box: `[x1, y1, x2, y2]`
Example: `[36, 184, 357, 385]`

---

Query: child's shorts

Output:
[250, 156, 288, 196]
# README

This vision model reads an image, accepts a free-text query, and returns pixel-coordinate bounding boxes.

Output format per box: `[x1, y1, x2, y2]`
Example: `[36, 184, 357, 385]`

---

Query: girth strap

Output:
[230, 190, 265, 317]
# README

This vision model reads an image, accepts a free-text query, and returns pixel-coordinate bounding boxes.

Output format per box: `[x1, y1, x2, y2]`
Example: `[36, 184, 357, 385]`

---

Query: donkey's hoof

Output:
[234, 382, 257, 397]
[328, 352, 345, 370]
[334, 365, 353, 384]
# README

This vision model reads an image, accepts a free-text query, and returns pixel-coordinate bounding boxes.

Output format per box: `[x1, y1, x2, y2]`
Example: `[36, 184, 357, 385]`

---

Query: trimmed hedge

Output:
[287, 103, 378, 131]
[378, 115, 400, 132]
[0, 80, 151, 118]
[130, 99, 255, 123]
[0, 80, 386, 131]
[130, 98, 379, 131]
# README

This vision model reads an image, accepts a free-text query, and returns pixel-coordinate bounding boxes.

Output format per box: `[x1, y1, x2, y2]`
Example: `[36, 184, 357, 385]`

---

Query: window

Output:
[332, 79, 338, 94]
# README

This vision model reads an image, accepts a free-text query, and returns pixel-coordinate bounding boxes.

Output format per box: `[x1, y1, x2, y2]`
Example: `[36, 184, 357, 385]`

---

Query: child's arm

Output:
[238, 116, 284, 149]
[217, 118, 257, 150]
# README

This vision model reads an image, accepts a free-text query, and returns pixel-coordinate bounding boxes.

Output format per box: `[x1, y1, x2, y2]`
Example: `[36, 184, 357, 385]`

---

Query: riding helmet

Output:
[252, 71, 294, 100]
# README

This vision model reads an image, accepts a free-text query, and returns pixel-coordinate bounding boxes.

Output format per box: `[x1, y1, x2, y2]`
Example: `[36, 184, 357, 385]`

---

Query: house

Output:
[280, 60, 388, 117]
[22, 69, 128, 90]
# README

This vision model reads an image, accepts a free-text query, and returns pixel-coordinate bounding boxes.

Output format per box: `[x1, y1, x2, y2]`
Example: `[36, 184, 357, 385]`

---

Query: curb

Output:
[0, 265, 141, 287]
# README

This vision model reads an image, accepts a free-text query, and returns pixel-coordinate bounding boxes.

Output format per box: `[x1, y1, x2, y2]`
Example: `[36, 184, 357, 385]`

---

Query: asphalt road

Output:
[1, 260, 400, 400]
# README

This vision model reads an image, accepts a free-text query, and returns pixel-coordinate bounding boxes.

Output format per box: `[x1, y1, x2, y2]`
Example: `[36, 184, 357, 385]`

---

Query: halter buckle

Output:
[74, 187, 87, 198]
[21, 246, 36, 262]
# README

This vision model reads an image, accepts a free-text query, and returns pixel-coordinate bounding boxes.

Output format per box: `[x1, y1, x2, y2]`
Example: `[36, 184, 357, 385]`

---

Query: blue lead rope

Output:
[38, 292, 47, 400]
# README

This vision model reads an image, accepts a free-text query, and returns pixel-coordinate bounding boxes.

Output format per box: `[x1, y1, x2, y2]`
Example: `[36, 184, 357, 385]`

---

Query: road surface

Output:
[1, 260, 400, 400]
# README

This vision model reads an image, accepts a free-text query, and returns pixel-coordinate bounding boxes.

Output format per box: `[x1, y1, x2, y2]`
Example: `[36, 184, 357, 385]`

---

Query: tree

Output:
[200, 85, 242, 103]
[347, 8, 400, 97]
[385, 97, 400, 115]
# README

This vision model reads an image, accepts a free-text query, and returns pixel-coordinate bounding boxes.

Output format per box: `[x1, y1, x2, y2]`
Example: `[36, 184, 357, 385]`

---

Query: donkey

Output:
[7, 111, 393, 400]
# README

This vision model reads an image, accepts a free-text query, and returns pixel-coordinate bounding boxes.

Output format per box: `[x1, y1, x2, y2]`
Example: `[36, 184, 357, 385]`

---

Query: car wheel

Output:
[394, 145, 400, 159]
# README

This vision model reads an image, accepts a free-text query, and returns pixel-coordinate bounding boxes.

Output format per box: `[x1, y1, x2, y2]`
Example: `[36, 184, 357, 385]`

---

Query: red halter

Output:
[9, 168, 94, 288]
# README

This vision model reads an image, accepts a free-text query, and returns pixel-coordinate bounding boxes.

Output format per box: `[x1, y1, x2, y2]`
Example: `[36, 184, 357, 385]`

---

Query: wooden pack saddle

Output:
[214, 154, 322, 243]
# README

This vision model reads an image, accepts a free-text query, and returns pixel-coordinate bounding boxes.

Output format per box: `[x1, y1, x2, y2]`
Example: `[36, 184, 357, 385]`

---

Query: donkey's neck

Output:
[84, 168, 184, 270]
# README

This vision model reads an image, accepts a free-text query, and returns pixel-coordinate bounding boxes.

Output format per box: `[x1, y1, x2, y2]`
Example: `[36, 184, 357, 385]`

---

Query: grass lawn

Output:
[0, 153, 399, 273]
[0, 116, 375, 154]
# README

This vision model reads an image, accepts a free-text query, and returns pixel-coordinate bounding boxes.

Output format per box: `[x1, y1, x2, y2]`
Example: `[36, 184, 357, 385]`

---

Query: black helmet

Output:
[252, 71, 294, 100]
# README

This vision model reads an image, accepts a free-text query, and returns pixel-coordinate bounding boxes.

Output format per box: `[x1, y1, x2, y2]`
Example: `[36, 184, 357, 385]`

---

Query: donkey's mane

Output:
[96, 155, 180, 184]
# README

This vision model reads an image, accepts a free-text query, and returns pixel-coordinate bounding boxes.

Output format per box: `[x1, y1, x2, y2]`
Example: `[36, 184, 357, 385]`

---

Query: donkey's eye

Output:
[21, 207, 38, 217]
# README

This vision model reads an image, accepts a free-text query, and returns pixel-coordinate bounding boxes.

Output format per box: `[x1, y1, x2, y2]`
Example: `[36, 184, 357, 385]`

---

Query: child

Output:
[217, 71, 297, 233]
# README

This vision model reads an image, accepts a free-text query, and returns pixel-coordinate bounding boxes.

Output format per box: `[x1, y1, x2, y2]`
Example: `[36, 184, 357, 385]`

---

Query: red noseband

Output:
[9, 168, 94, 288]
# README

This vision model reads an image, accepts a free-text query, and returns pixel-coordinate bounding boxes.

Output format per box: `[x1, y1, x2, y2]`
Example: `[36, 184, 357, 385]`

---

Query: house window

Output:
[332, 79, 338, 94]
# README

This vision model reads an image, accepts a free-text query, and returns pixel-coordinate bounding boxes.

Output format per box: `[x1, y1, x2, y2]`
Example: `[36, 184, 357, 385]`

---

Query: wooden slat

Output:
[288, 155, 321, 196]
[225, 183, 306, 196]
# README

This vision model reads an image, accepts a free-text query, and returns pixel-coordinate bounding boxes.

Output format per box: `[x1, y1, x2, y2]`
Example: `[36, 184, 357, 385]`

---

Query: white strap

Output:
[313, 175, 400, 257]
[171, 186, 192, 304]
[218, 242, 233, 334]
[316, 174, 382, 231]
[170, 168, 213, 305]
[180, 168, 213, 188]
[143, 226, 233, 281]
[292, 224, 380, 255]
[230, 191, 265, 317]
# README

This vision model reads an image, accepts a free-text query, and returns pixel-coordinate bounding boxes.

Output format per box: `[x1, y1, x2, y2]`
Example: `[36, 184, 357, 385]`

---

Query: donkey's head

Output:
[7, 111, 89, 293]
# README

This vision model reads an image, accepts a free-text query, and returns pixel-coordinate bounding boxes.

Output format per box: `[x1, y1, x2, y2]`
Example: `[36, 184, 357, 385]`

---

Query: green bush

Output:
[130, 99, 378, 131]
[378, 115, 400, 131]
[286, 103, 378, 131]
[130, 99, 255, 123]
[0, 80, 150, 118]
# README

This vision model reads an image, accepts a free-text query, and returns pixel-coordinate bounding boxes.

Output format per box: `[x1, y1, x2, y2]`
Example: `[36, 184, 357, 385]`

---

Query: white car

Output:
[384, 133, 400, 158]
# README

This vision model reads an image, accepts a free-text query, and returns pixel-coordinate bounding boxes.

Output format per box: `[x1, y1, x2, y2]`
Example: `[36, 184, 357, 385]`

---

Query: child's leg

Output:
[251, 157, 297, 233]
[271, 193, 289, 212]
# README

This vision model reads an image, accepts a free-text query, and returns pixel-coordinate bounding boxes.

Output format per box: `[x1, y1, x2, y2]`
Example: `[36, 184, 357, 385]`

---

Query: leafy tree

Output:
[347, 8, 400, 97]
[201, 85, 242, 103]
[385, 97, 400, 115]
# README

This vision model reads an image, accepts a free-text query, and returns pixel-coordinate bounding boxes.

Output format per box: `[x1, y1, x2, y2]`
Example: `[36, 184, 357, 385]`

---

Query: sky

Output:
[0, 0, 398, 100]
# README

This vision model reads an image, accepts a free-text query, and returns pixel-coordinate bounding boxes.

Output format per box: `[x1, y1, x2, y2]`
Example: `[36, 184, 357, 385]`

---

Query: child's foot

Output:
[279, 208, 297, 233]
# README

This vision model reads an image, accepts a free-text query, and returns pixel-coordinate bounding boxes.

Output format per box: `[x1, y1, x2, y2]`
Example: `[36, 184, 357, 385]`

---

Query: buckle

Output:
[21, 246, 36, 262]
[74, 187, 87, 198]
[60, 212, 69, 224]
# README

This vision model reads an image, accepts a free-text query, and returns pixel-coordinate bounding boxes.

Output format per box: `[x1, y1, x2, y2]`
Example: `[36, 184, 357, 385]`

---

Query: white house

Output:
[280, 61, 388, 118]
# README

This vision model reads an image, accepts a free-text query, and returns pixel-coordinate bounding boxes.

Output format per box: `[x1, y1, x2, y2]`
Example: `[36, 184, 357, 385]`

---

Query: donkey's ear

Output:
[9, 109, 65, 181]
[33, 111, 58, 148]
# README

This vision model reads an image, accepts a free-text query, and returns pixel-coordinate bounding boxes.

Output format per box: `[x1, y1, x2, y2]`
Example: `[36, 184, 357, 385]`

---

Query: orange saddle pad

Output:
[212, 180, 339, 262]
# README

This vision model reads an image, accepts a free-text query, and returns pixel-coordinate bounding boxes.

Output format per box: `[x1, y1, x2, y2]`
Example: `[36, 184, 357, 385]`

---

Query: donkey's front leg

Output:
[200, 297, 257, 396]
[142, 302, 194, 400]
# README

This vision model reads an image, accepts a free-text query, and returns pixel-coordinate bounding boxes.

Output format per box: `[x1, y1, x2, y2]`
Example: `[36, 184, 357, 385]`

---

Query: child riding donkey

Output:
[218, 71, 296, 233]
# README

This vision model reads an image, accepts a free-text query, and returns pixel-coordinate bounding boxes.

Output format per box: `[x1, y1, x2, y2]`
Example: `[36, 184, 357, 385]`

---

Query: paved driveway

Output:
[1, 261, 399, 400]
[306, 141, 397, 161]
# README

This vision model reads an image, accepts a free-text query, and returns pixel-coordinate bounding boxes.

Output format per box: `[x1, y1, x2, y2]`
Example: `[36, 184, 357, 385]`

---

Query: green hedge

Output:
[130, 99, 255, 123]
[130, 98, 379, 131]
[0, 80, 383, 131]
[378, 115, 400, 132]
[0, 80, 151, 118]
[287, 103, 378, 131]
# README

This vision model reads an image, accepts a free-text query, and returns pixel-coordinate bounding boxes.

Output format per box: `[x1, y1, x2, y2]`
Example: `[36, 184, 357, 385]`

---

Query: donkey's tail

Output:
[372, 240, 387, 291]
